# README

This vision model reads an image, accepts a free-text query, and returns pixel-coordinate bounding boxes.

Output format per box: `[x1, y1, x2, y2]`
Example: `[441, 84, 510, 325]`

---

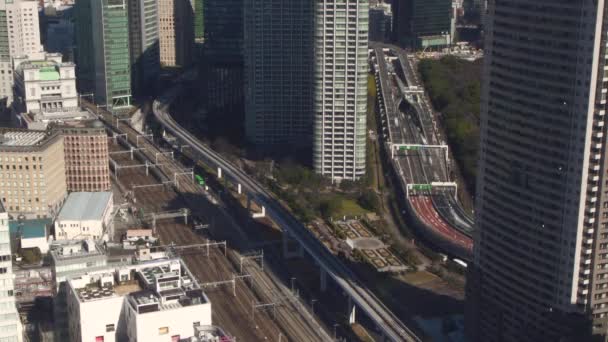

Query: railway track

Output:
[105, 138, 332, 341]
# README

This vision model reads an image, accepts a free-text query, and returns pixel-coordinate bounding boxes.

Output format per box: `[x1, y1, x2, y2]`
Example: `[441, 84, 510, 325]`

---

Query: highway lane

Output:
[372, 43, 474, 258]
[153, 91, 421, 341]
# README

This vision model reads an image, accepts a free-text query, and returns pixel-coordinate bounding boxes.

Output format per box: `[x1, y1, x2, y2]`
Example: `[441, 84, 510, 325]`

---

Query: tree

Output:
[358, 192, 379, 212]
[319, 198, 342, 219]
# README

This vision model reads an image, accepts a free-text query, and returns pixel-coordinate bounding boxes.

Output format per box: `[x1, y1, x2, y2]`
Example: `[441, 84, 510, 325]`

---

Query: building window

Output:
[105, 324, 114, 332]
[159, 327, 169, 335]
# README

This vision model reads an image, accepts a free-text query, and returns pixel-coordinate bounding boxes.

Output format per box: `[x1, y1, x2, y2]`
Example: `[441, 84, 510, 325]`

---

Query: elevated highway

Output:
[152, 88, 421, 341]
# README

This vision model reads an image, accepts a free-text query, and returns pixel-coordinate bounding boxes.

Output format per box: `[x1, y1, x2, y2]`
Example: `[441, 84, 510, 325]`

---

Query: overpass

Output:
[152, 90, 421, 342]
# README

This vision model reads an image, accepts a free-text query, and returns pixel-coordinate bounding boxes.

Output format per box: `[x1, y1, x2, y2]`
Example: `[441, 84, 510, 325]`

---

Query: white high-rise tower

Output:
[0, 203, 22, 342]
[313, 0, 368, 181]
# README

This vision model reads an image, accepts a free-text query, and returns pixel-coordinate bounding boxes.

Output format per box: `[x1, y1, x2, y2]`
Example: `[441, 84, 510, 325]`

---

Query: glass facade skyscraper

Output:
[468, 0, 608, 341]
[76, 0, 131, 108]
[244, 0, 314, 149]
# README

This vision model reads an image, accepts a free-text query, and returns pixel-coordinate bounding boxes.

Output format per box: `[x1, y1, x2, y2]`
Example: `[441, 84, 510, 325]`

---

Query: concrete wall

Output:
[129, 302, 212, 342]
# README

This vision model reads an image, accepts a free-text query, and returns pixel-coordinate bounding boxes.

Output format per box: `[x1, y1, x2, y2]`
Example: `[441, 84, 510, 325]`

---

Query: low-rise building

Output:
[50, 239, 109, 342]
[54, 192, 113, 241]
[12, 52, 78, 115]
[18, 110, 112, 193]
[0, 128, 67, 219]
[66, 258, 212, 342]
[9, 218, 51, 253]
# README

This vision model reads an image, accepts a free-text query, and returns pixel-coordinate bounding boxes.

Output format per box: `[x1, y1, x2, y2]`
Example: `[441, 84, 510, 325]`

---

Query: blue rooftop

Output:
[57, 192, 113, 221]
[9, 219, 50, 239]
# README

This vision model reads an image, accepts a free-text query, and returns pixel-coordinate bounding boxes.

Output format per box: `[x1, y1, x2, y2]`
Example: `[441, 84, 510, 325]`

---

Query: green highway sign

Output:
[412, 184, 432, 191]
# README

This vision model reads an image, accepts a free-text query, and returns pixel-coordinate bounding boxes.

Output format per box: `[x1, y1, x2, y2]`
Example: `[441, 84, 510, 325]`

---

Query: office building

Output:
[201, 0, 244, 115]
[0, 129, 67, 219]
[392, 0, 455, 49]
[467, 1, 608, 341]
[158, 0, 194, 67]
[0, 203, 22, 342]
[12, 52, 78, 115]
[0, 0, 43, 106]
[63, 256, 214, 342]
[59, 121, 111, 192]
[369, 2, 392, 42]
[313, 0, 368, 181]
[244, 0, 314, 149]
[127, 0, 160, 96]
[50, 239, 109, 342]
[75, 0, 131, 108]
[203, 0, 243, 64]
[54, 192, 113, 240]
[41, 4, 75, 61]
[194, 0, 203, 42]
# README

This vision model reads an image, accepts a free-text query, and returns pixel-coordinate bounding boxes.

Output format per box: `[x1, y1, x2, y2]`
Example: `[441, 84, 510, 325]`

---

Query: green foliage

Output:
[319, 198, 343, 219]
[357, 192, 380, 212]
[418, 56, 482, 194]
[275, 161, 326, 189]
[21, 248, 42, 264]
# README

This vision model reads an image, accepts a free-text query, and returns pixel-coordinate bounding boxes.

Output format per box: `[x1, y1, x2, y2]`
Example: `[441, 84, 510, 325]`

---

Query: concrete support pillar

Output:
[348, 297, 356, 325]
[237, 183, 242, 194]
[184, 213, 188, 225]
[218, 167, 222, 179]
[145, 161, 149, 176]
[320, 268, 327, 292]
[130, 147, 134, 160]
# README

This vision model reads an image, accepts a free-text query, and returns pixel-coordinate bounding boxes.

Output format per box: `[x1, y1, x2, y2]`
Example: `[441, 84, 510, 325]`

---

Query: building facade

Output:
[369, 2, 392, 42]
[158, 0, 194, 67]
[127, 0, 160, 96]
[0, 203, 23, 342]
[313, 0, 368, 181]
[0, 129, 67, 219]
[392, 0, 454, 49]
[12, 52, 78, 115]
[467, 0, 608, 341]
[59, 121, 111, 192]
[65, 258, 212, 342]
[54, 192, 113, 240]
[244, 0, 314, 149]
[76, 0, 131, 108]
[0, 0, 43, 106]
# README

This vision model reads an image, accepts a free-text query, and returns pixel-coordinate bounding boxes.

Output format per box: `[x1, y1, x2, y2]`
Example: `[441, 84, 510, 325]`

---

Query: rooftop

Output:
[56, 192, 112, 222]
[50, 239, 105, 262]
[69, 259, 208, 312]
[0, 131, 46, 146]
[0, 128, 60, 152]
[9, 218, 50, 239]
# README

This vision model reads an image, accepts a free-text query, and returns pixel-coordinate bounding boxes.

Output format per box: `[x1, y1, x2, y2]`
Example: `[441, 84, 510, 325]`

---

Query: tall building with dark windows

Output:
[244, 0, 314, 149]
[467, 0, 608, 341]
[75, 0, 131, 108]
[392, 0, 454, 49]
[127, 0, 160, 96]
[202, 0, 244, 114]
[313, 0, 368, 181]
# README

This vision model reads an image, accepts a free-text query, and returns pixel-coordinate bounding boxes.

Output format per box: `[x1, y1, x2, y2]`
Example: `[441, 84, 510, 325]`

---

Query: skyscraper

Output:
[0, 0, 43, 106]
[392, 0, 454, 49]
[202, 0, 243, 114]
[244, 0, 314, 149]
[467, 1, 608, 341]
[158, 0, 194, 67]
[313, 0, 368, 181]
[75, 0, 131, 108]
[128, 0, 160, 96]
[0, 203, 22, 342]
